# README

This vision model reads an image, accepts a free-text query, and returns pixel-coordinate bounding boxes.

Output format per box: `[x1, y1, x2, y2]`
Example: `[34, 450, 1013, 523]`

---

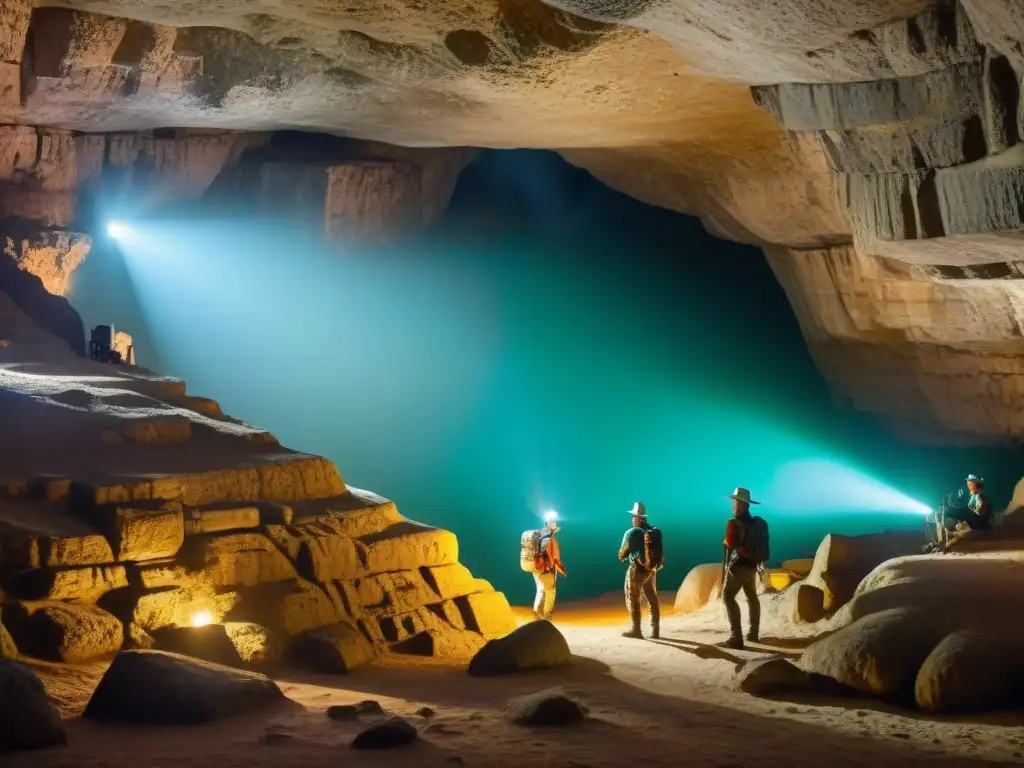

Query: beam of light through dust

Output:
[766, 459, 932, 516]
[106, 220, 132, 239]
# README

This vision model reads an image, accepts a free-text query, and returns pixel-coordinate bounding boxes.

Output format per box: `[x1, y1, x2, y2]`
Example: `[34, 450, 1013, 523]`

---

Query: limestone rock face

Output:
[0, 290, 515, 665]
[288, 621, 375, 674]
[3, 231, 91, 296]
[3, 0, 1022, 441]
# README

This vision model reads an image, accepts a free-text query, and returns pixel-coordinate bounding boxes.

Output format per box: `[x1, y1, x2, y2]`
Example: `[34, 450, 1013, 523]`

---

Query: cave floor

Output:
[16, 598, 1023, 768]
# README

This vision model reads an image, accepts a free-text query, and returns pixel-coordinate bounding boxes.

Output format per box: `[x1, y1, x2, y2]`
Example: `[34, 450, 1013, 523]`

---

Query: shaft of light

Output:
[769, 459, 932, 515]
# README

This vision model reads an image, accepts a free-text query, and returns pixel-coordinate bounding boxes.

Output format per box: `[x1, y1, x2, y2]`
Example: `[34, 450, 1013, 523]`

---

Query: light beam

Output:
[106, 220, 131, 239]
[768, 459, 932, 516]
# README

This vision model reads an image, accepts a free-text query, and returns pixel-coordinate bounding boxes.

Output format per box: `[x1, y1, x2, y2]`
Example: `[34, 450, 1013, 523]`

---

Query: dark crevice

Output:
[906, 19, 926, 56]
[899, 179, 918, 240]
[934, 0, 959, 50]
[988, 55, 1021, 148]
[960, 114, 987, 162]
[915, 170, 945, 239]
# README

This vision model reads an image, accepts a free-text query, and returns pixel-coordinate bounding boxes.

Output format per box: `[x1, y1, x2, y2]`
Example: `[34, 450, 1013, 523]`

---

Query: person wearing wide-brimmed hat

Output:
[618, 501, 661, 639]
[935, 474, 994, 547]
[720, 487, 767, 650]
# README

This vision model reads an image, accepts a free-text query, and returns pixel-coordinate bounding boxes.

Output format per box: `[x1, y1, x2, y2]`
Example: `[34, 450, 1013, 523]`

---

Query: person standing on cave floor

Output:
[720, 487, 770, 650]
[619, 501, 663, 640]
[531, 515, 567, 621]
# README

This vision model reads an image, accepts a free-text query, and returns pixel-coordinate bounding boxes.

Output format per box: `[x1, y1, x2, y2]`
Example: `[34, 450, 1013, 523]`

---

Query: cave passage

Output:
[70, 149, 1022, 606]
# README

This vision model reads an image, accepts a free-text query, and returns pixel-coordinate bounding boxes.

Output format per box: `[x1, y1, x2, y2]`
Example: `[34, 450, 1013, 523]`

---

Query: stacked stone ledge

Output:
[0, 448, 515, 666]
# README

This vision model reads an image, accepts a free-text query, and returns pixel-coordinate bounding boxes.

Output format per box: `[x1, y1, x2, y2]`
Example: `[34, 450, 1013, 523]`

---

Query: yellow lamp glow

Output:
[190, 610, 213, 627]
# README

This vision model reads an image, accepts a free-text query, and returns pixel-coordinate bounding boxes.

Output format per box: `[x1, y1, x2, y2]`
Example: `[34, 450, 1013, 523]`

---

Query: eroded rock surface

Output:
[0, 659, 66, 752]
[0, 274, 515, 665]
[0, 0, 1023, 439]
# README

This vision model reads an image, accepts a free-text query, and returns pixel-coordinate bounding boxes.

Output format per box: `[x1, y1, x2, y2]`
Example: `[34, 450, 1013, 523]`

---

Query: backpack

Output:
[642, 526, 665, 571]
[520, 529, 549, 573]
[742, 516, 770, 565]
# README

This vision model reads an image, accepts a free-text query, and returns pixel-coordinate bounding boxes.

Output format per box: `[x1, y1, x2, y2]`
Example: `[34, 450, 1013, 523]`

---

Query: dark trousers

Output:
[723, 563, 760, 639]
[625, 563, 660, 631]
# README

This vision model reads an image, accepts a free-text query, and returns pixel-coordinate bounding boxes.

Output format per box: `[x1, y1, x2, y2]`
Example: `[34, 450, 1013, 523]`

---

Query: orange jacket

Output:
[543, 534, 567, 576]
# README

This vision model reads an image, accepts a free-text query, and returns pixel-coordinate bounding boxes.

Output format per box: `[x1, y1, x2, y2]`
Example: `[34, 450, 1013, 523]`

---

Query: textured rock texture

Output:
[0, 0, 1017, 440]
[0, 266, 515, 665]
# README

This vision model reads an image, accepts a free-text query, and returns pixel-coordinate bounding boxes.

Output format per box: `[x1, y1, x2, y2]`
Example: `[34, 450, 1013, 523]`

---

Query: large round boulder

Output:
[506, 688, 586, 726]
[804, 531, 923, 613]
[915, 631, 1022, 713]
[83, 649, 287, 724]
[468, 620, 570, 677]
[0, 658, 66, 752]
[798, 606, 944, 696]
[735, 656, 811, 696]
[673, 563, 721, 614]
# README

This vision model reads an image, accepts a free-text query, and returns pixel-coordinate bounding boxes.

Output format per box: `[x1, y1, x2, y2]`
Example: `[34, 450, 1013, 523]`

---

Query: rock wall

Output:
[1, 0, 1023, 440]
[0, 268, 515, 666]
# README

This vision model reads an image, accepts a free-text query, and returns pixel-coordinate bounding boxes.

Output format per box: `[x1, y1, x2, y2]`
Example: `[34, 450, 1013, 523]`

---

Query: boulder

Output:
[5, 602, 123, 663]
[326, 704, 359, 720]
[6, 564, 128, 601]
[915, 631, 1022, 713]
[0, 658, 66, 752]
[673, 563, 721, 614]
[83, 649, 286, 723]
[423, 563, 479, 600]
[0, 608, 16, 658]
[788, 583, 826, 624]
[151, 623, 283, 670]
[798, 607, 944, 696]
[357, 521, 458, 574]
[506, 688, 586, 726]
[351, 717, 418, 749]
[468, 619, 571, 677]
[288, 621, 375, 673]
[804, 531, 923, 613]
[735, 656, 812, 696]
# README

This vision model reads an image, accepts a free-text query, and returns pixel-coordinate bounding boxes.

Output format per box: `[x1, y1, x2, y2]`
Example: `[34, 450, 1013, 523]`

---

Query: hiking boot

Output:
[650, 626, 660, 640]
[720, 636, 744, 650]
[746, 631, 759, 644]
[622, 628, 644, 639]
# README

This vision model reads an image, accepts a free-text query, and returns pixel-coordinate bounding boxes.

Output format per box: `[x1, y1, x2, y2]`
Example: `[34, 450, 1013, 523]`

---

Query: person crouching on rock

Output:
[532, 516, 567, 621]
[937, 474, 994, 547]
[619, 501, 663, 639]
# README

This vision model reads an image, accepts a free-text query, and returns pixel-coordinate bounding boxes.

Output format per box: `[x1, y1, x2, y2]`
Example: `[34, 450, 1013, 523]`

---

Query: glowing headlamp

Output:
[543, 509, 558, 523]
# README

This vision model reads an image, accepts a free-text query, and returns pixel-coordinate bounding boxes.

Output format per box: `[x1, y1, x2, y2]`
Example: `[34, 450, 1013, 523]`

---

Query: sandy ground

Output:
[12, 594, 1024, 768]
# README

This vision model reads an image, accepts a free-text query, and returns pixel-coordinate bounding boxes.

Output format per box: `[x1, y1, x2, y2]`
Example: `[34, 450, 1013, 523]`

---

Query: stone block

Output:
[5, 601, 123, 663]
[0, 0, 30, 64]
[360, 570, 437, 616]
[358, 521, 458, 574]
[180, 532, 296, 588]
[130, 588, 235, 633]
[264, 519, 362, 582]
[422, 563, 477, 600]
[288, 620, 375, 673]
[70, 454, 345, 508]
[455, 591, 516, 638]
[6, 563, 127, 601]
[183, 505, 260, 535]
[151, 622, 283, 670]
[230, 578, 345, 637]
[94, 502, 184, 562]
[289, 488, 401, 535]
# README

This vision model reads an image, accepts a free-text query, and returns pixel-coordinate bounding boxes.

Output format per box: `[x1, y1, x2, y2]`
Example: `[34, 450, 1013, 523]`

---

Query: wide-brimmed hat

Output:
[966, 473, 984, 485]
[627, 501, 647, 518]
[728, 487, 760, 505]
